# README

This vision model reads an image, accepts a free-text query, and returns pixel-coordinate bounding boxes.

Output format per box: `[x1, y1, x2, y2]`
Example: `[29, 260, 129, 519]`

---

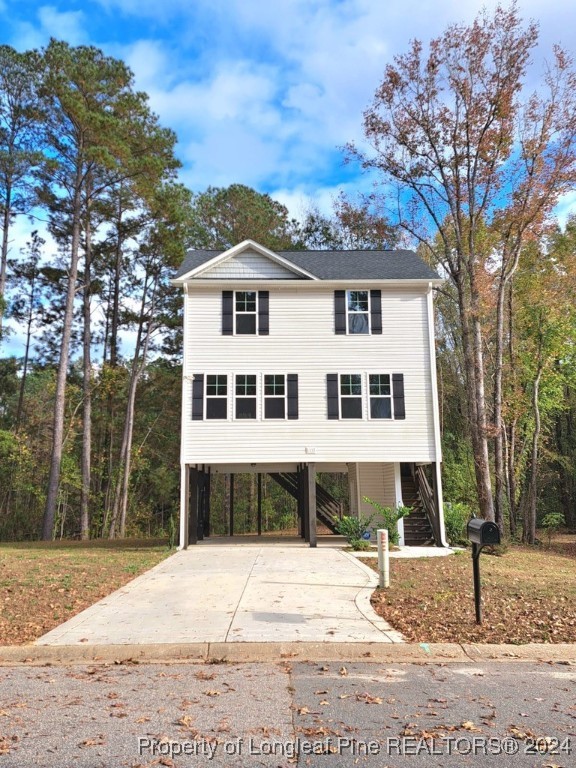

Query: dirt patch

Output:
[0, 539, 170, 645]
[364, 540, 576, 644]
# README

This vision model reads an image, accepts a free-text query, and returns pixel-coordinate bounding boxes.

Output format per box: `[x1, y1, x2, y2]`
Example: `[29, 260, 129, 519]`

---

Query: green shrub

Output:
[361, 498, 410, 546]
[540, 512, 565, 547]
[349, 539, 372, 551]
[443, 502, 471, 545]
[335, 515, 374, 544]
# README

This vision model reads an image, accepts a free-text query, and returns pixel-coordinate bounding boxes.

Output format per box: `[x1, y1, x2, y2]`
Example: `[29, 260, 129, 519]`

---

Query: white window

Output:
[264, 374, 286, 419]
[235, 374, 257, 418]
[339, 374, 363, 419]
[206, 375, 227, 419]
[347, 290, 370, 334]
[369, 374, 392, 419]
[235, 291, 257, 334]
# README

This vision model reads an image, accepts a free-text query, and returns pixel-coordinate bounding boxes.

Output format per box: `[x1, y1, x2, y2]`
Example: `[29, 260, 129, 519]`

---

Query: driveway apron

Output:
[36, 545, 403, 646]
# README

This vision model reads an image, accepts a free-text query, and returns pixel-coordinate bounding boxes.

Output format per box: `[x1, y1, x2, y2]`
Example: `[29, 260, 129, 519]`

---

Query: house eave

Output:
[171, 277, 444, 288]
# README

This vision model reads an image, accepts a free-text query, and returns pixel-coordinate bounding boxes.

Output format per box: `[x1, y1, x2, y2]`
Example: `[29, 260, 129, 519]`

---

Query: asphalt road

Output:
[0, 660, 574, 767]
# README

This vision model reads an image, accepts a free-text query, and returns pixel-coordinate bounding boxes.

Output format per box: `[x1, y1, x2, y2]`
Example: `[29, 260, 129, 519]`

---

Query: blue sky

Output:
[3, 0, 576, 221]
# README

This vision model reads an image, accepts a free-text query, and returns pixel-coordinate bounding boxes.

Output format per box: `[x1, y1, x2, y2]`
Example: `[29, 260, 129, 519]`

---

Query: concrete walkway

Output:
[36, 544, 403, 646]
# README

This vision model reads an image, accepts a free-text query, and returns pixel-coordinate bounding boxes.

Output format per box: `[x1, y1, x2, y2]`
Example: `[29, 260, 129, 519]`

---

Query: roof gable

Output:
[196, 248, 304, 280]
[176, 240, 316, 282]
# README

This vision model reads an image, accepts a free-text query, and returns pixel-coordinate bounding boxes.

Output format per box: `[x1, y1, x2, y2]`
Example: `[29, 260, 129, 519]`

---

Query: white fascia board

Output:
[172, 239, 318, 283]
[172, 277, 443, 289]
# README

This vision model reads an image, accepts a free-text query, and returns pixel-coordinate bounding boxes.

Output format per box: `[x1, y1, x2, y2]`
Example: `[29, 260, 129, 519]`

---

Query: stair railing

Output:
[413, 465, 441, 545]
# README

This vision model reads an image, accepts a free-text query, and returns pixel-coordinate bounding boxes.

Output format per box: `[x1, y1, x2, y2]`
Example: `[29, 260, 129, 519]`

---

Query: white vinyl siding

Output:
[197, 249, 301, 280]
[358, 463, 397, 518]
[182, 285, 436, 464]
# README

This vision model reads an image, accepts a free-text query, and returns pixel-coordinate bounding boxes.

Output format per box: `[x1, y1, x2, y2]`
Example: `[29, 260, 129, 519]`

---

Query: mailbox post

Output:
[467, 519, 501, 624]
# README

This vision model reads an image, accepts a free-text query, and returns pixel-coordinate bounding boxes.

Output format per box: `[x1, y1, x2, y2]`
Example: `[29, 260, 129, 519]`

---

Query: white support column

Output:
[179, 282, 191, 550]
[433, 461, 447, 547]
[394, 462, 405, 546]
[179, 463, 189, 549]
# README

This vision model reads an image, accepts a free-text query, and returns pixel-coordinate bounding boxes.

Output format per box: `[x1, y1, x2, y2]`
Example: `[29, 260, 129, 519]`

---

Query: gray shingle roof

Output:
[174, 248, 440, 281]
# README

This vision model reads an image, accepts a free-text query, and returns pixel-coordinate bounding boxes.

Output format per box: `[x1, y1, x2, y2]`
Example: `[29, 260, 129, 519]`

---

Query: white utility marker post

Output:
[377, 528, 390, 588]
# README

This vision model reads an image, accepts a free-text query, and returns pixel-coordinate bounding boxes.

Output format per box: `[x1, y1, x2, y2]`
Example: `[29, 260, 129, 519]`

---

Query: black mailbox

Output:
[467, 518, 501, 546]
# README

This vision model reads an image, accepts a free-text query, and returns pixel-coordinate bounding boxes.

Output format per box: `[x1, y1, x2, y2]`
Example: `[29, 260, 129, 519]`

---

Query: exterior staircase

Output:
[401, 469, 435, 545]
[268, 473, 343, 533]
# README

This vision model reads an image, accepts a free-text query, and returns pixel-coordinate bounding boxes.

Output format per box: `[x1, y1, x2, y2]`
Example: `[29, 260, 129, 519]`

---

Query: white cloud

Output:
[38, 6, 86, 44]
[554, 190, 576, 228]
[10, 5, 87, 50]
[272, 185, 344, 221]
[10, 0, 576, 216]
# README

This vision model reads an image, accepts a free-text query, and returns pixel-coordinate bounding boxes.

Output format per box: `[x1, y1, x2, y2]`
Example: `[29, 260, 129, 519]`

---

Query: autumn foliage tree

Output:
[347, 3, 576, 527]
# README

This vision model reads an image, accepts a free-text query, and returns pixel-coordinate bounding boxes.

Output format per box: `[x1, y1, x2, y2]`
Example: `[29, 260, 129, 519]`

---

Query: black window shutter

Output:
[392, 373, 405, 420]
[192, 374, 204, 420]
[222, 291, 233, 335]
[258, 291, 269, 335]
[370, 290, 382, 334]
[326, 374, 339, 419]
[287, 374, 299, 420]
[334, 291, 346, 334]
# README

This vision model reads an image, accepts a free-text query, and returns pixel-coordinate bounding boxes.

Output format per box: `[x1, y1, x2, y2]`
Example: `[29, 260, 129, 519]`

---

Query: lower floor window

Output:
[340, 374, 363, 419]
[206, 375, 227, 419]
[369, 374, 392, 419]
[264, 374, 286, 419]
[328, 372, 403, 420]
[235, 374, 257, 419]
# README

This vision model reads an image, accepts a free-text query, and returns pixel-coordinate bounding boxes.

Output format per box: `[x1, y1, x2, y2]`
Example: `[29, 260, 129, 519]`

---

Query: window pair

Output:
[326, 373, 405, 420]
[221, 290, 383, 336]
[192, 374, 298, 420]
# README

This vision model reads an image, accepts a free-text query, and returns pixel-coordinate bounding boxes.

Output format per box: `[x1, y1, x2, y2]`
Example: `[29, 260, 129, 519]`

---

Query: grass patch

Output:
[0, 538, 170, 645]
[364, 539, 576, 644]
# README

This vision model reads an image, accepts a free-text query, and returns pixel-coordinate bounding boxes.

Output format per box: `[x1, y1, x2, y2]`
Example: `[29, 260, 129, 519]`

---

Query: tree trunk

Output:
[556, 405, 576, 528]
[523, 365, 543, 545]
[80, 195, 93, 540]
[0, 183, 12, 335]
[108, 272, 157, 538]
[42, 164, 83, 541]
[15, 270, 36, 430]
[507, 419, 518, 537]
[456, 269, 495, 521]
[109, 193, 123, 369]
[493, 277, 507, 534]
[101, 195, 124, 531]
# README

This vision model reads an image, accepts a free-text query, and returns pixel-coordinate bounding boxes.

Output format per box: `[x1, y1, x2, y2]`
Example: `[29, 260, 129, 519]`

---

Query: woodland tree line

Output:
[1, 5, 575, 543]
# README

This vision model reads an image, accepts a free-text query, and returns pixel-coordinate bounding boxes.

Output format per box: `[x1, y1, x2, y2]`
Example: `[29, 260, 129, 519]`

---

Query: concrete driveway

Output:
[36, 542, 403, 646]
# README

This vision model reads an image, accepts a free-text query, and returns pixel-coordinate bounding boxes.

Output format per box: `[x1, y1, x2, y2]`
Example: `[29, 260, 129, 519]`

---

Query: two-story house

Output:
[172, 239, 446, 548]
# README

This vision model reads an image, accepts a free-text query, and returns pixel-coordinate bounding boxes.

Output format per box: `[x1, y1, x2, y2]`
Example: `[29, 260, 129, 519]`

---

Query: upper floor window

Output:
[334, 290, 382, 335]
[222, 291, 269, 336]
[347, 291, 369, 334]
[235, 291, 257, 334]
